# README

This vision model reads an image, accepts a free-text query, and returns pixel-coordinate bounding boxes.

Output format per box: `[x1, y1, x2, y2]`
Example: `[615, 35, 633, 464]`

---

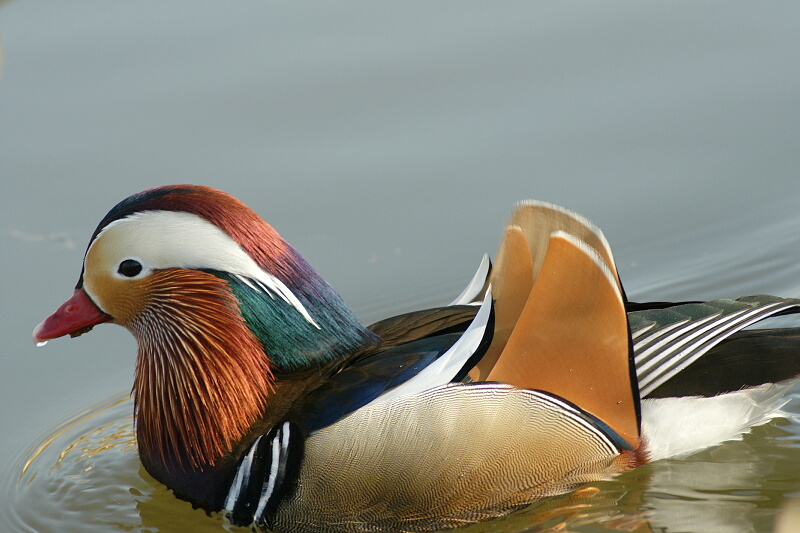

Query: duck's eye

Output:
[118, 259, 143, 277]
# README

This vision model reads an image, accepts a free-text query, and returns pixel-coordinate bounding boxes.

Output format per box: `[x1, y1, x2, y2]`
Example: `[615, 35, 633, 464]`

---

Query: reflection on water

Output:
[7, 394, 145, 533]
[20, 395, 136, 478]
[3, 394, 249, 533]
[4, 391, 800, 532]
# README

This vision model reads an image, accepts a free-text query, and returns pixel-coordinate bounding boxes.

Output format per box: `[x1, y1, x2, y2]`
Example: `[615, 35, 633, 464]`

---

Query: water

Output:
[2, 2, 800, 532]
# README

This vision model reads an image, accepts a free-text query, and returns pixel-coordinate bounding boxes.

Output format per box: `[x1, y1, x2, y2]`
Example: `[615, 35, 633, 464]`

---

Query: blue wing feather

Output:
[290, 334, 462, 433]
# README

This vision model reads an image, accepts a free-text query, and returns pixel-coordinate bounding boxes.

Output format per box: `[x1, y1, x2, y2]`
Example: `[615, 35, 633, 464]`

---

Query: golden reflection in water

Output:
[7, 393, 146, 533]
[453, 466, 656, 533]
[776, 498, 800, 533]
[10, 392, 250, 533]
[20, 393, 135, 481]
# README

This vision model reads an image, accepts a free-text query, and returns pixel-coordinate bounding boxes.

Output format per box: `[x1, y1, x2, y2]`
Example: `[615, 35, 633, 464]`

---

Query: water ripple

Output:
[2, 394, 246, 533]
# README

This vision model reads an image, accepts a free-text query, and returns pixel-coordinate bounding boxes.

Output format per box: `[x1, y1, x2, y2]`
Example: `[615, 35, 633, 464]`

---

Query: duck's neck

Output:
[131, 266, 378, 474]
[215, 248, 380, 372]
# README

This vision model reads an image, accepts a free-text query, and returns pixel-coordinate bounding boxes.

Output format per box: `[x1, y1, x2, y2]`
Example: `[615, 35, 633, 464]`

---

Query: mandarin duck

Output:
[33, 185, 800, 532]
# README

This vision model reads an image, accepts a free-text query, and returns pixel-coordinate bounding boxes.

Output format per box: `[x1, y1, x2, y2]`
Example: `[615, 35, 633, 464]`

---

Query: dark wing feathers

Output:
[625, 300, 702, 312]
[648, 327, 800, 398]
[631, 295, 800, 397]
[288, 334, 462, 433]
[367, 305, 478, 344]
[260, 306, 478, 437]
[280, 305, 482, 432]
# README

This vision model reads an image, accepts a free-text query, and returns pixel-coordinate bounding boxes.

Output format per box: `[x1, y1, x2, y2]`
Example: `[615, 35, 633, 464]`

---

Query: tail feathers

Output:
[485, 231, 640, 449]
[641, 380, 796, 461]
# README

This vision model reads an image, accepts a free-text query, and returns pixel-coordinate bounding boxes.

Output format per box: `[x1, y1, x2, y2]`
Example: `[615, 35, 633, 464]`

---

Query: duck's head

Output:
[33, 185, 376, 469]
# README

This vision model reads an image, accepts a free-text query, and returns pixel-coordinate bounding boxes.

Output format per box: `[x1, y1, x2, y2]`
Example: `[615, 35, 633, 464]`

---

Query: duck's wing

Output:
[630, 295, 800, 398]
[367, 305, 478, 345]
[625, 300, 702, 312]
[504, 200, 622, 291]
[451, 204, 640, 447]
[629, 296, 800, 460]
[285, 292, 494, 434]
[646, 326, 800, 398]
[288, 333, 480, 434]
[484, 231, 640, 448]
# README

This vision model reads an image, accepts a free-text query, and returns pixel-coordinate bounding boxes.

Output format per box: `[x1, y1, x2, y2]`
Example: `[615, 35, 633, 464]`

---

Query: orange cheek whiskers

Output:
[129, 269, 274, 471]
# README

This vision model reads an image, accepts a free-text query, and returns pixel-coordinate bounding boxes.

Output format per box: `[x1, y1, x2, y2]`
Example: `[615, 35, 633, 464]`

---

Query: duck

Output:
[32, 184, 800, 532]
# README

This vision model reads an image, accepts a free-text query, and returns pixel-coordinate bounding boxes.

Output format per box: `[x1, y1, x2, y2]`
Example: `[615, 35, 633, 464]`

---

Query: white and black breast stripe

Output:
[224, 434, 263, 511]
[254, 422, 293, 520]
[224, 421, 303, 528]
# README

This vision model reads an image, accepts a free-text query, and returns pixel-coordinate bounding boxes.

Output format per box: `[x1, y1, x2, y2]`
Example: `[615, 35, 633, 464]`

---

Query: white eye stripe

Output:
[90, 210, 319, 328]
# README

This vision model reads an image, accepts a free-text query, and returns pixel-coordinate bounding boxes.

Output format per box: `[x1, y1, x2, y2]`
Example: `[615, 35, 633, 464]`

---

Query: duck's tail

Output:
[468, 201, 641, 450]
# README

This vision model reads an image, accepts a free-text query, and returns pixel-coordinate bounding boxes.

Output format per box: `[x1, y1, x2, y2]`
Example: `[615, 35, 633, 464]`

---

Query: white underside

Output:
[641, 379, 798, 461]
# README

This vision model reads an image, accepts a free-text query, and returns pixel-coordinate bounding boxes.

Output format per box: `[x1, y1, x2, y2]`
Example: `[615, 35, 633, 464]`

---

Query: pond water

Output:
[1, 2, 800, 532]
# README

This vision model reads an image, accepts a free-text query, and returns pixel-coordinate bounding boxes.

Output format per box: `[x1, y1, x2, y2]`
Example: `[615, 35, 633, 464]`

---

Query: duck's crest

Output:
[80, 185, 293, 282]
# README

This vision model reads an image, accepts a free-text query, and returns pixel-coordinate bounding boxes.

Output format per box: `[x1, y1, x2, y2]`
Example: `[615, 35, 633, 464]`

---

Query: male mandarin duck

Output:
[33, 185, 800, 532]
